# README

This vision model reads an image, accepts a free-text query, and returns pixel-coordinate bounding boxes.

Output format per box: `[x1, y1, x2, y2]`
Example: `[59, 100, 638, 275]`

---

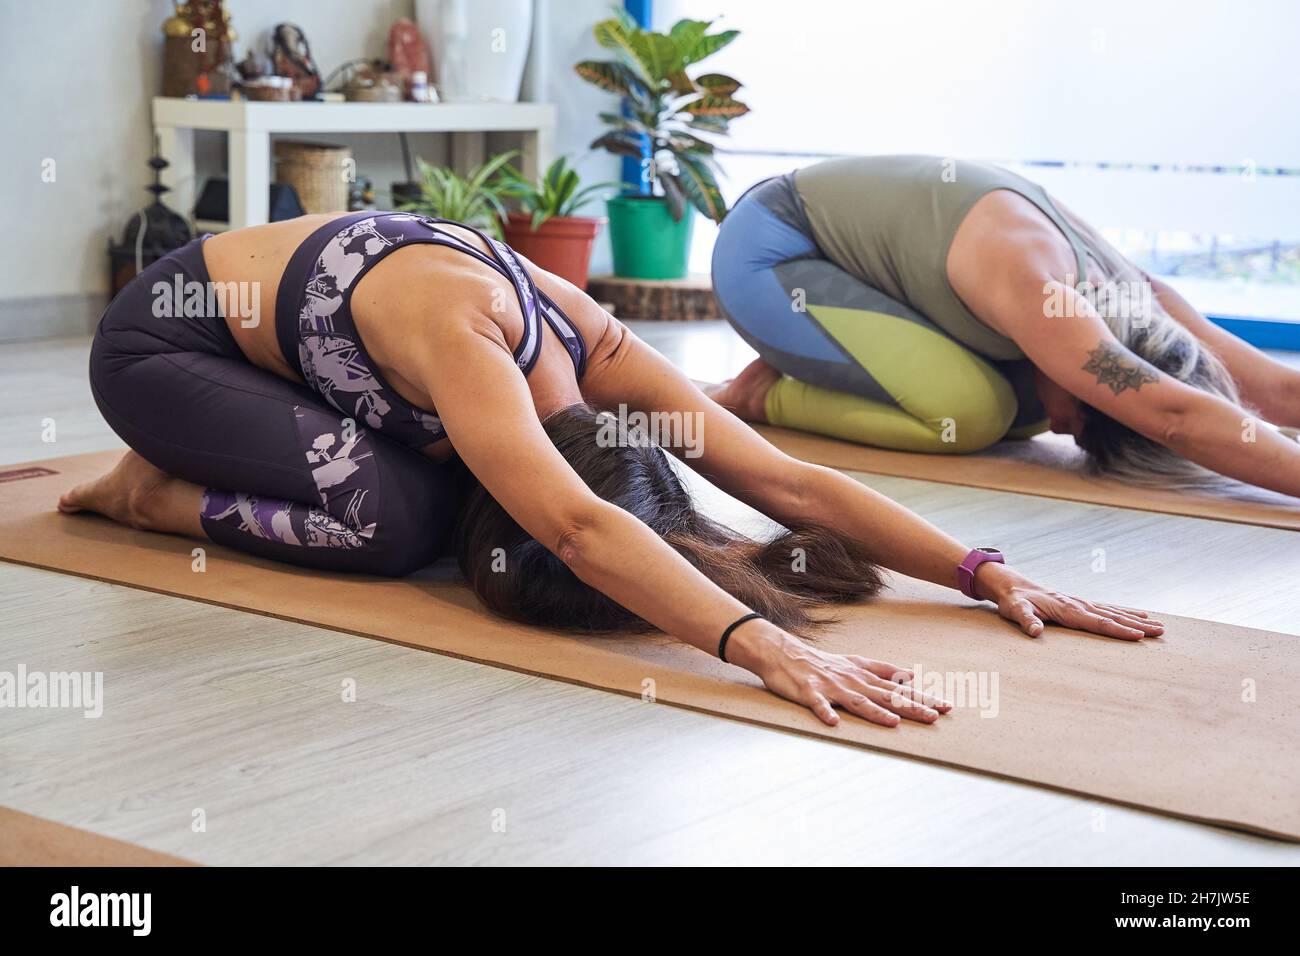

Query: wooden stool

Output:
[586, 274, 721, 321]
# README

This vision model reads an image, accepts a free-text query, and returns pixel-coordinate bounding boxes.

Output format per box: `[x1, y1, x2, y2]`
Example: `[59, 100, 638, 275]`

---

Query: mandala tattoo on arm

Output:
[1082, 343, 1159, 396]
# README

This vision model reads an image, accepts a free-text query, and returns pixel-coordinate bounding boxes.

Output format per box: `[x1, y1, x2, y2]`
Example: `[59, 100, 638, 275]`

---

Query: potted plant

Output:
[497, 156, 618, 289]
[575, 13, 748, 279]
[396, 152, 517, 238]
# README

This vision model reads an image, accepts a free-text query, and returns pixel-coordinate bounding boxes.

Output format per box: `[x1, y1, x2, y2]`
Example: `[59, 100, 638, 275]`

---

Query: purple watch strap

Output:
[958, 548, 1004, 600]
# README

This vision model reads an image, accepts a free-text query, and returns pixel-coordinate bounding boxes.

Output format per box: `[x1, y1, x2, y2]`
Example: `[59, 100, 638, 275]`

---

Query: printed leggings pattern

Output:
[90, 330, 461, 577]
[199, 405, 380, 550]
[89, 232, 468, 576]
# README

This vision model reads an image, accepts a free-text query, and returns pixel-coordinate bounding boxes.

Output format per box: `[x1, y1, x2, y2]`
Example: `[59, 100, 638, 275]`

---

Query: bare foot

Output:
[703, 358, 783, 423]
[58, 450, 175, 531]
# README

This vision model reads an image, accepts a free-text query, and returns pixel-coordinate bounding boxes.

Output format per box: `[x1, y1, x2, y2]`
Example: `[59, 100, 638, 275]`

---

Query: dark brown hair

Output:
[454, 403, 884, 634]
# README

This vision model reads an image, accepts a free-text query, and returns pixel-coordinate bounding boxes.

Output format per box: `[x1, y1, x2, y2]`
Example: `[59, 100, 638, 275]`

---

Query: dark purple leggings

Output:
[89, 238, 464, 576]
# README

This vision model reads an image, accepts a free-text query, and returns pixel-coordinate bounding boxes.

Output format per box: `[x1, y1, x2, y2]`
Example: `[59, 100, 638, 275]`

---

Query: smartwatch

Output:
[958, 547, 1004, 600]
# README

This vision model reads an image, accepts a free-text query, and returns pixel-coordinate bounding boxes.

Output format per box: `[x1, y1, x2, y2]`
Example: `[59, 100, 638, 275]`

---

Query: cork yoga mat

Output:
[752, 426, 1300, 531]
[2, 452, 1297, 841]
[0, 806, 195, 866]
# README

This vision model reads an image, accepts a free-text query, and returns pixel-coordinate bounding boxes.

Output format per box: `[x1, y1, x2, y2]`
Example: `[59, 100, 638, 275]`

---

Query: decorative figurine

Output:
[270, 23, 321, 101]
[108, 145, 194, 298]
[162, 1, 236, 97]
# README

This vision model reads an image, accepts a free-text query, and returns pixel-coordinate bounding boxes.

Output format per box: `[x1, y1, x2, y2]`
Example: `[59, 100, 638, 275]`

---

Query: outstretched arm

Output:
[1146, 274, 1300, 428]
[1004, 280, 1300, 498]
[579, 319, 1164, 643]
[413, 287, 951, 728]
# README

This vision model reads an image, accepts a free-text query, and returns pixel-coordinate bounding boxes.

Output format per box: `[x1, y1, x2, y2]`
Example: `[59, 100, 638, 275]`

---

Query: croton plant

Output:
[575, 12, 749, 223]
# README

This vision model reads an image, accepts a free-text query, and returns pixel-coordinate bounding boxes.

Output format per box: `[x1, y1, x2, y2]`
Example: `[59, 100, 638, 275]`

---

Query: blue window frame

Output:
[620, 0, 654, 194]
[1208, 316, 1300, 351]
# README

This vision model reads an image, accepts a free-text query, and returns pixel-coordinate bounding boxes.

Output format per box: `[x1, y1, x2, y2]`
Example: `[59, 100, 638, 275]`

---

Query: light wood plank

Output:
[1, 333, 1297, 865]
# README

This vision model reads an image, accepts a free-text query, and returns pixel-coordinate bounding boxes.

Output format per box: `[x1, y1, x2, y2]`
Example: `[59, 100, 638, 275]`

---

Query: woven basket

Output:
[273, 141, 353, 214]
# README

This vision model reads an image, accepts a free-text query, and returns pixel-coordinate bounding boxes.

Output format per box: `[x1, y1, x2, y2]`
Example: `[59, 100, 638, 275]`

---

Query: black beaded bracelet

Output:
[718, 612, 763, 663]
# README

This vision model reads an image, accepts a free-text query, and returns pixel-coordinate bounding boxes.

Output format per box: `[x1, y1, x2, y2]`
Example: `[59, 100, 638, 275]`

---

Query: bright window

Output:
[656, 0, 1300, 329]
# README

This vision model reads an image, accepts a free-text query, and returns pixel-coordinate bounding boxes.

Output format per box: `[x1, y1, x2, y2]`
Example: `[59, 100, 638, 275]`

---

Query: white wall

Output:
[0, 0, 617, 336]
[519, 0, 624, 272]
[0, 0, 171, 306]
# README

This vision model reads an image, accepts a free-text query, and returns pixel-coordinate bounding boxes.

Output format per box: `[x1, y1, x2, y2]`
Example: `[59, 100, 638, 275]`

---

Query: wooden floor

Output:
[1, 328, 1298, 865]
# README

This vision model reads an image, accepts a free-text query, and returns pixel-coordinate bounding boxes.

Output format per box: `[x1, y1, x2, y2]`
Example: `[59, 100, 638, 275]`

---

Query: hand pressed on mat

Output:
[725, 616, 953, 728]
[722, 567, 1162, 728]
[973, 560, 1166, 641]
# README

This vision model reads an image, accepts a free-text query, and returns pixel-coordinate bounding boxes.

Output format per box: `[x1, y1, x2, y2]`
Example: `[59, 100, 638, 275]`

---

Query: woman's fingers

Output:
[1096, 603, 1151, 619]
[846, 657, 951, 713]
[840, 671, 947, 723]
[992, 583, 1164, 642]
[1008, 598, 1045, 637]
[779, 651, 961, 728]
[807, 691, 839, 727]
[1085, 604, 1164, 636]
[861, 673, 952, 713]
[1057, 604, 1145, 640]
[864, 684, 942, 723]
[831, 690, 901, 728]
[803, 667, 953, 727]
[850, 656, 913, 684]
[1092, 603, 1164, 634]
[1044, 598, 1157, 640]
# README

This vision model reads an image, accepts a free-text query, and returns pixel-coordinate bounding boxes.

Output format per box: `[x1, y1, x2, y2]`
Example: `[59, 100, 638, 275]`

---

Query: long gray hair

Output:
[1055, 202, 1241, 486]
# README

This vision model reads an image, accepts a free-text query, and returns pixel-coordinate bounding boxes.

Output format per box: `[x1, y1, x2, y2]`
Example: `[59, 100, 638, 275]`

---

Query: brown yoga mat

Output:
[2, 451, 1297, 841]
[0, 806, 195, 866]
[753, 424, 1300, 531]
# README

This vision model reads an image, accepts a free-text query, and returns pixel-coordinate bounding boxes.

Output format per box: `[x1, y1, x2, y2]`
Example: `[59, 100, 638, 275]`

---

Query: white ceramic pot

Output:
[416, 0, 534, 102]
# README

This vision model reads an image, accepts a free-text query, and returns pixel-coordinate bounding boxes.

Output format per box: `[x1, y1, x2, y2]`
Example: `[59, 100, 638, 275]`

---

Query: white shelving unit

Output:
[152, 97, 557, 229]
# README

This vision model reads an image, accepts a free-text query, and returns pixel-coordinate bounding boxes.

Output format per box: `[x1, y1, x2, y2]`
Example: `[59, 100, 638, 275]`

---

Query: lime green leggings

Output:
[712, 176, 1045, 453]
[764, 304, 1039, 453]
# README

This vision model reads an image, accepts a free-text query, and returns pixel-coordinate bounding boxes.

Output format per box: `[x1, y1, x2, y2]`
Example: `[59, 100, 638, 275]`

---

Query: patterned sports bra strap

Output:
[412, 217, 544, 373]
[410, 215, 586, 379]
[537, 292, 588, 379]
[479, 232, 587, 379]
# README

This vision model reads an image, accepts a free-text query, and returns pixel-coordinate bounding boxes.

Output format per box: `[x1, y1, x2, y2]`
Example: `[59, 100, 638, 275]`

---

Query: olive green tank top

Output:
[792, 155, 1091, 361]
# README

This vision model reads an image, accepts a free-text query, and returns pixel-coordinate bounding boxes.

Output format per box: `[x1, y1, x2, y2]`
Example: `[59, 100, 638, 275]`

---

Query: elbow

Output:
[550, 503, 616, 576]
[553, 522, 590, 570]
[1150, 399, 1200, 453]
[1158, 407, 1187, 449]
[783, 462, 834, 521]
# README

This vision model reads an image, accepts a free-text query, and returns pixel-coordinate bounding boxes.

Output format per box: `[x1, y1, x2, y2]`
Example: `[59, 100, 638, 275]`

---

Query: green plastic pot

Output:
[606, 195, 695, 279]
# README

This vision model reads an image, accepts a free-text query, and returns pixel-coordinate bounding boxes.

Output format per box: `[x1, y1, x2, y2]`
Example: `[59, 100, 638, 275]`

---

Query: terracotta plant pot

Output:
[501, 213, 605, 290]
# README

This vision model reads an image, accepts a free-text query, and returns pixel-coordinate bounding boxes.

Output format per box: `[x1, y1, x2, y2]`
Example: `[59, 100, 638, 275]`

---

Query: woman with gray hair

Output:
[709, 155, 1300, 494]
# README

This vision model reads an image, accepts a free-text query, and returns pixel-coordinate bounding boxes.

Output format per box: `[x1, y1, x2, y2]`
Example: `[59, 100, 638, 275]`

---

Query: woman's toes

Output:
[57, 477, 107, 518]
[54, 452, 172, 531]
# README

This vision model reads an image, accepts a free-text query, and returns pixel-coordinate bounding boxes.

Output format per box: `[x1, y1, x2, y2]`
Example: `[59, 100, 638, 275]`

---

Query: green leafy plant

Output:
[574, 12, 748, 223]
[498, 156, 620, 231]
[397, 152, 518, 238]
